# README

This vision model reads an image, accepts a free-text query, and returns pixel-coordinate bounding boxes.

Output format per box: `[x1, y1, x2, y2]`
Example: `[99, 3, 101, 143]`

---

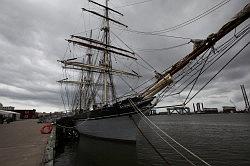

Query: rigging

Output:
[156, 25, 249, 104]
[126, 0, 232, 34]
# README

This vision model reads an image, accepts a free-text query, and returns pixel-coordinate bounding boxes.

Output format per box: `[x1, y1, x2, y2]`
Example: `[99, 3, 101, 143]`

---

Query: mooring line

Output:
[130, 116, 172, 165]
[129, 99, 211, 166]
[129, 100, 197, 166]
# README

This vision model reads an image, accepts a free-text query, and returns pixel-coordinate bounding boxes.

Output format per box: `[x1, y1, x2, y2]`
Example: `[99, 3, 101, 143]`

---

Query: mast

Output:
[141, 3, 250, 99]
[105, 0, 117, 103]
[103, 0, 110, 104]
[79, 44, 85, 112]
[79, 73, 83, 112]
[83, 30, 94, 110]
[58, 0, 136, 109]
[97, 0, 128, 105]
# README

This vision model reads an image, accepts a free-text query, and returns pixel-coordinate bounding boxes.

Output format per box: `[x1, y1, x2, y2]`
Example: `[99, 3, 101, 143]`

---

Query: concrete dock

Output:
[0, 119, 49, 166]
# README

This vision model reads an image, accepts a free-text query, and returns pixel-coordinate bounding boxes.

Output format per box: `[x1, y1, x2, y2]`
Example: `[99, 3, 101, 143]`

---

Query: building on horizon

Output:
[2, 106, 15, 111]
[13, 109, 37, 119]
[222, 106, 236, 113]
[203, 108, 219, 114]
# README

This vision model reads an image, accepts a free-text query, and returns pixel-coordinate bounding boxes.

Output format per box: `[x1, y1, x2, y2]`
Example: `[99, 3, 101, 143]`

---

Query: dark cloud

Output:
[0, 0, 249, 112]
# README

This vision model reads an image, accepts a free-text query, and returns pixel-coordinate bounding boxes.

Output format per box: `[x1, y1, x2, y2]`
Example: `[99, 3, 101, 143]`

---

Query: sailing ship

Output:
[58, 1, 250, 142]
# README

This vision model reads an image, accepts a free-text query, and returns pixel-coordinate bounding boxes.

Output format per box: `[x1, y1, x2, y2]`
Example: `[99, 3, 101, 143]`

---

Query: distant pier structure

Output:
[149, 109, 157, 115]
[241, 84, 250, 112]
[156, 106, 191, 115]
[222, 106, 236, 113]
[193, 103, 218, 114]
[203, 108, 219, 114]
[193, 103, 204, 113]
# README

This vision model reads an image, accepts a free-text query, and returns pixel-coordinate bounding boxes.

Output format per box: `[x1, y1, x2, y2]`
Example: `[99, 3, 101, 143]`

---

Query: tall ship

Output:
[58, 1, 250, 142]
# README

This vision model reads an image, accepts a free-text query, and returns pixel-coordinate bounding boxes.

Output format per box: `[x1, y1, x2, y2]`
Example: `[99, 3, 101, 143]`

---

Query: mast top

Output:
[82, 8, 128, 28]
[89, 0, 124, 16]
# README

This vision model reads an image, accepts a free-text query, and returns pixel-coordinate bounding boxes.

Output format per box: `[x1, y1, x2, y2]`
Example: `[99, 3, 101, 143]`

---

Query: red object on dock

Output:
[40, 123, 53, 134]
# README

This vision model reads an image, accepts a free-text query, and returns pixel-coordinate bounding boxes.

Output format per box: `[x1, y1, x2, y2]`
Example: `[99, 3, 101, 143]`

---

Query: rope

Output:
[136, 41, 191, 52]
[176, 30, 249, 103]
[186, 41, 249, 104]
[130, 102, 197, 165]
[111, 31, 157, 72]
[121, 28, 192, 40]
[118, 75, 137, 93]
[130, 116, 171, 165]
[135, 26, 248, 102]
[59, 83, 67, 112]
[128, 99, 212, 166]
[127, 0, 231, 34]
[183, 51, 211, 104]
[157, 25, 249, 102]
[114, 0, 155, 8]
[156, 49, 210, 102]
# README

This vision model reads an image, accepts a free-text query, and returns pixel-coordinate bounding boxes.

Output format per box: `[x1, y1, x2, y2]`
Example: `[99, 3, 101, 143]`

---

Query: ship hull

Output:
[76, 113, 140, 142]
[74, 97, 154, 142]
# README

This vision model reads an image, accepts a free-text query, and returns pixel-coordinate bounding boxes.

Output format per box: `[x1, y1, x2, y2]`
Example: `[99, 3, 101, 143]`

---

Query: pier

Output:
[155, 106, 191, 115]
[0, 119, 49, 166]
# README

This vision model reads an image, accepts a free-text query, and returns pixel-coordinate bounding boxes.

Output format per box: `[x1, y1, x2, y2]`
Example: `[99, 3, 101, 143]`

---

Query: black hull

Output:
[74, 97, 154, 120]
[73, 97, 154, 142]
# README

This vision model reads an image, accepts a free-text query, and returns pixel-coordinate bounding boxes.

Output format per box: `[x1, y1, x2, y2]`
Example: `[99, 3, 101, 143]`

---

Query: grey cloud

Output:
[0, 0, 249, 112]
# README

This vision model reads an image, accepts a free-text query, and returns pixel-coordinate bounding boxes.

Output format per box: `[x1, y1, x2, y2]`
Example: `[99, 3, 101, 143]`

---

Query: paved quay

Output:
[0, 119, 49, 166]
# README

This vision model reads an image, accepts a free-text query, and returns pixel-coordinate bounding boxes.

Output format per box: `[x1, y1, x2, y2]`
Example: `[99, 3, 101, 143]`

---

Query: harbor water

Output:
[55, 113, 250, 166]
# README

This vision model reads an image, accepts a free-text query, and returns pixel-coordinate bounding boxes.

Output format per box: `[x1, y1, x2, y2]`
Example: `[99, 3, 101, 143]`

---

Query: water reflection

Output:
[55, 135, 139, 166]
[55, 114, 250, 166]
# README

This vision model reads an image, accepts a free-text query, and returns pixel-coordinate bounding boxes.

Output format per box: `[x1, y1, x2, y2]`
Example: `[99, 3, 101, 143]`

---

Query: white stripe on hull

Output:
[76, 115, 139, 142]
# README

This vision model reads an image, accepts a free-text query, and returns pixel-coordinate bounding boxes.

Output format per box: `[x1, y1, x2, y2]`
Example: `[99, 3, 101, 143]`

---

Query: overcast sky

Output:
[0, 0, 249, 112]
